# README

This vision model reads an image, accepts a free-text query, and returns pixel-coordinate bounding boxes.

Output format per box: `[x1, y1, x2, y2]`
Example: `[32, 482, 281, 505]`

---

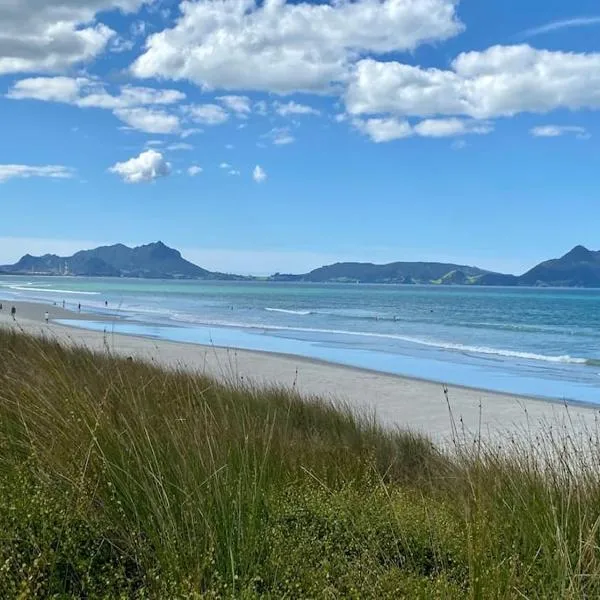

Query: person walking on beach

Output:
[62, 300, 65, 309]
[78, 303, 81, 312]
[44, 311, 49, 324]
[11, 306, 16, 320]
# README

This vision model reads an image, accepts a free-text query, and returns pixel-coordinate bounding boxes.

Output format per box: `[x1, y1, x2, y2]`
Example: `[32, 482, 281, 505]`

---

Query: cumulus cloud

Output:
[114, 108, 181, 134]
[8, 77, 185, 109]
[354, 117, 412, 142]
[185, 104, 229, 125]
[346, 45, 600, 120]
[414, 118, 493, 137]
[253, 165, 267, 183]
[275, 101, 320, 116]
[8, 76, 185, 133]
[130, 0, 463, 94]
[109, 149, 171, 183]
[353, 117, 491, 142]
[530, 125, 590, 138]
[0, 164, 75, 183]
[217, 95, 251, 115]
[0, 0, 150, 75]
[264, 127, 295, 145]
[188, 165, 203, 176]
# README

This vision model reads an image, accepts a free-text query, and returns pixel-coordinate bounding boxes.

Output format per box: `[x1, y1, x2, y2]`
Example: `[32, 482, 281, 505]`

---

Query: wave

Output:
[167, 314, 591, 366]
[7, 286, 100, 295]
[265, 307, 312, 316]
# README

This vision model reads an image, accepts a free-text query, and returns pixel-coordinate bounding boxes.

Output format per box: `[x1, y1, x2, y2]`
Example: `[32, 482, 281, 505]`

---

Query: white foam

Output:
[7, 286, 100, 295]
[167, 314, 589, 365]
[265, 307, 311, 316]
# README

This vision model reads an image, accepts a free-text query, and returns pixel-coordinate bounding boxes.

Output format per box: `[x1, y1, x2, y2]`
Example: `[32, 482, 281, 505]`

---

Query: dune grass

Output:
[1, 330, 600, 598]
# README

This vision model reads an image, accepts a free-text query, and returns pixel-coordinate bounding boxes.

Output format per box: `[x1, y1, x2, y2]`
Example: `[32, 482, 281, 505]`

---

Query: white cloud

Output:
[8, 77, 185, 109]
[180, 128, 203, 138]
[451, 139, 467, 150]
[530, 125, 589, 138]
[0, 0, 150, 75]
[354, 117, 412, 142]
[110, 36, 135, 53]
[414, 118, 493, 137]
[264, 127, 295, 145]
[0, 164, 75, 183]
[131, 20, 147, 37]
[353, 116, 492, 142]
[219, 162, 240, 175]
[275, 101, 320, 116]
[131, 0, 463, 94]
[253, 165, 267, 183]
[8, 77, 185, 134]
[146, 140, 164, 146]
[167, 142, 193, 151]
[109, 149, 171, 183]
[520, 16, 600, 38]
[7, 76, 85, 103]
[185, 104, 229, 125]
[346, 45, 600, 120]
[115, 108, 180, 134]
[254, 101, 268, 116]
[217, 95, 251, 115]
[188, 165, 203, 176]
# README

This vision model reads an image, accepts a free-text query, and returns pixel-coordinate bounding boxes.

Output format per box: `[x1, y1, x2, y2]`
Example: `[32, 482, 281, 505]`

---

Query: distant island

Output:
[2, 242, 600, 287]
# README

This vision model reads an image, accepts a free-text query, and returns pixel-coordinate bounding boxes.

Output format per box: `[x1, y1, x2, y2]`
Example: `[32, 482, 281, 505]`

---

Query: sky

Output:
[1, 0, 600, 275]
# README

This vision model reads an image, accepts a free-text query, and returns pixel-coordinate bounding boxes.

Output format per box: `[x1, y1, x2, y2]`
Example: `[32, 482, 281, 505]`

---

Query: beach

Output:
[1, 299, 598, 442]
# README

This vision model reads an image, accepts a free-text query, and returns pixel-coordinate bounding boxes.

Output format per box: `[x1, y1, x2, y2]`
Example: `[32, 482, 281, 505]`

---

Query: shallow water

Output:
[2, 277, 600, 404]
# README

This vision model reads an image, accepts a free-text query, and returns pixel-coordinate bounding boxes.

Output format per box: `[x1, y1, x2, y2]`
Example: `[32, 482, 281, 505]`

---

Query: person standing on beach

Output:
[62, 300, 65, 309]
[44, 311, 49, 324]
[11, 306, 16, 319]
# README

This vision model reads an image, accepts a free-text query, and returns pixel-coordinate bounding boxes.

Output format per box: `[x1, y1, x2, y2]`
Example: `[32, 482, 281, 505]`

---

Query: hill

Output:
[271, 261, 492, 284]
[271, 246, 600, 287]
[4, 242, 600, 286]
[2, 242, 217, 279]
[517, 245, 600, 287]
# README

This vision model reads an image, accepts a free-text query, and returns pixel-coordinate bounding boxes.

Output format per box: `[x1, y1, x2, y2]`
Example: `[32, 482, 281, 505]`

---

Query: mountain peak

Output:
[561, 245, 595, 262]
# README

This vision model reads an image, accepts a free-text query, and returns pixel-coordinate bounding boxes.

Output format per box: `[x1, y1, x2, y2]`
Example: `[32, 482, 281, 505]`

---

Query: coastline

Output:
[1, 299, 599, 442]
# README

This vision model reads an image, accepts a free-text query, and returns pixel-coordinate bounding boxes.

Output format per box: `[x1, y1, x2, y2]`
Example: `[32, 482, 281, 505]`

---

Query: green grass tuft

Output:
[1, 329, 600, 597]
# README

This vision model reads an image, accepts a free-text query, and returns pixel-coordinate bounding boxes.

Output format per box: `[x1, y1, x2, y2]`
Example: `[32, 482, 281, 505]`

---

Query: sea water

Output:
[2, 277, 600, 404]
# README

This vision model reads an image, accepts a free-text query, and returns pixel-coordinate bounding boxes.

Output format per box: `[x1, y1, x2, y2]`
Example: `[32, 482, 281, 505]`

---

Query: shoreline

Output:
[59, 314, 595, 412]
[1, 299, 599, 441]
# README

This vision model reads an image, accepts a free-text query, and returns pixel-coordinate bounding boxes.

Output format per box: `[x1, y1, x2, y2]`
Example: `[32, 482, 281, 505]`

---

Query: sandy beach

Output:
[1, 299, 598, 443]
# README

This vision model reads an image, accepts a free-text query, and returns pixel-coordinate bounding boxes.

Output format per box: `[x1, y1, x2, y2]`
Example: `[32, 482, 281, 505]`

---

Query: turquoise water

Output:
[2, 276, 600, 404]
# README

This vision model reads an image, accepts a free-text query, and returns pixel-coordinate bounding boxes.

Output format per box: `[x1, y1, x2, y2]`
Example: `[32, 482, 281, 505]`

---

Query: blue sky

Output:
[1, 0, 600, 275]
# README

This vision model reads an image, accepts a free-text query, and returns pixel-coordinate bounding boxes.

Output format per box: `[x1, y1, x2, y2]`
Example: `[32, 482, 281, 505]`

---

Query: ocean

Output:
[1, 276, 600, 404]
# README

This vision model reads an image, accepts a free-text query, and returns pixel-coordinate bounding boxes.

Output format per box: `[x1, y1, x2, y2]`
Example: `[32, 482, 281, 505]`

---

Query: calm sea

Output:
[2, 276, 600, 404]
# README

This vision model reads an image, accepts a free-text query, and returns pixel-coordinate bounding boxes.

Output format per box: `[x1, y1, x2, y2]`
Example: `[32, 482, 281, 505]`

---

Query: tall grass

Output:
[1, 329, 600, 597]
